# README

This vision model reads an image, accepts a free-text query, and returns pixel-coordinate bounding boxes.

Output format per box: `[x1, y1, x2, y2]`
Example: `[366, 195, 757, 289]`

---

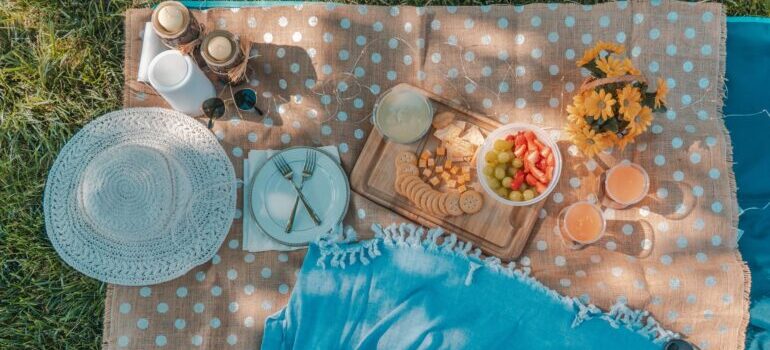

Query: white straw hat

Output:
[44, 108, 236, 286]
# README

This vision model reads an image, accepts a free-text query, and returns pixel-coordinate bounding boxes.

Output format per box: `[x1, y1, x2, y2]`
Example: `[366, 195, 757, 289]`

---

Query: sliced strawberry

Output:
[540, 146, 551, 158]
[510, 172, 525, 190]
[537, 159, 546, 170]
[524, 131, 536, 142]
[505, 134, 516, 142]
[546, 153, 555, 166]
[535, 181, 548, 194]
[529, 163, 547, 183]
[526, 174, 539, 186]
[513, 144, 527, 157]
[526, 150, 541, 164]
[545, 165, 554, 182]
[534, 139, 546, 150]
[514, 134, 527, 147]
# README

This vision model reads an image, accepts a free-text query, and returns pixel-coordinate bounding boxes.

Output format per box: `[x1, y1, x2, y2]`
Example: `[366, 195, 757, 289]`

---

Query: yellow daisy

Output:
[566, 124, 607, 158]
[596, 55, 625, 77]
[626, 106, 653, 135]
[655, 78, 668, 109]
[615, 129, 639, 151]
[576, 42, 625, 67]
[616, 85, 642, 120]
[576, 46, 602, 67]
[622, 58, 641, 75]
[595, 41, 625, 55]
[566, 94, 587, 125]
[583, 89, 616, 120]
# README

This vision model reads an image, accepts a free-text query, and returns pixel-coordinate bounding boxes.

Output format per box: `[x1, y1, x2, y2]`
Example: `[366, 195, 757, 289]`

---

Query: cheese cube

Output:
[436, 146, 446, 157]
[435, 165, 444, 174]
[444, 160, 453, 169]
[457, 177, 467, 185]
[462, 165, 471, 174]
[450, 166, 460, 175]
[422, 169, 432, 177]
[429, 177, 441, 186]
[457, 185, 467, 193]
[420, 150, 432, 160]
[463, 173, 472, 182]
[446, 180, 457, 188]
[418, 159, 427, 168]
[441, 172, 451, 181]
[427, 158, 435, 167]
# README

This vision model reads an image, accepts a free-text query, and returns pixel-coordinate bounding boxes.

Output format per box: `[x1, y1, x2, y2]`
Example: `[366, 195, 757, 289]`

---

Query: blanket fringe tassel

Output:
[315, 222, 679, 344]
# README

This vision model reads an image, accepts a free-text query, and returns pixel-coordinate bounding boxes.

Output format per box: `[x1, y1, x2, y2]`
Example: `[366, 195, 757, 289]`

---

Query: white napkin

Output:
[137, 22, 168, 83]
[243, 146, 341, 252]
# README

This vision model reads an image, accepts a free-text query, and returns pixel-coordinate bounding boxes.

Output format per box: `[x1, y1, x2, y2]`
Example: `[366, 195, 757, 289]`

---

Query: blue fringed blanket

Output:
[262, 223, 676, 349]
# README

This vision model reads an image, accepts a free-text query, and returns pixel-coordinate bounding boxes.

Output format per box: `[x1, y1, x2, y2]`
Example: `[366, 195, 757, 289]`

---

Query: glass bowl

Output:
[475, 123, 562, 206]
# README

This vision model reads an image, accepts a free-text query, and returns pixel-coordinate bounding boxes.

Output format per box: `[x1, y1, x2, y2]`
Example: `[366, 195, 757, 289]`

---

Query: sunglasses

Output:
[664, 340, 698, 350]
[202, 88, 265, 129]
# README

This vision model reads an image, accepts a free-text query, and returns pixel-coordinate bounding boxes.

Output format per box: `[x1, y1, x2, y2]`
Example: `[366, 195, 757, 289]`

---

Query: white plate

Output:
[250, 147, 349, 246]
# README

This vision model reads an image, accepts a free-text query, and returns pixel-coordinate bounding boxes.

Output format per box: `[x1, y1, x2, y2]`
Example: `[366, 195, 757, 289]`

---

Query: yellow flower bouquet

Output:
[565, 42, 668, 157]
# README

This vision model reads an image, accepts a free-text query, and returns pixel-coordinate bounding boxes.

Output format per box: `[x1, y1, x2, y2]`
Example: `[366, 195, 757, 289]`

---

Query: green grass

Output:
[0, 0, 767, 348]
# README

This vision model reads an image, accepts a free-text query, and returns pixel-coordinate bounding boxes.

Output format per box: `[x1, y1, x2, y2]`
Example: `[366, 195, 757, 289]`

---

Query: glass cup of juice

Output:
[372, 84, 433, 144]
[603, 161, 650, 208]
[558, 201, 606, 249]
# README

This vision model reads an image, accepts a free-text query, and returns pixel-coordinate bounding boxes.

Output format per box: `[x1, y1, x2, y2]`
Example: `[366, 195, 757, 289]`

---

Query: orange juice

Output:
[605, 162, 649, 205]
[563, 202, 605, 243]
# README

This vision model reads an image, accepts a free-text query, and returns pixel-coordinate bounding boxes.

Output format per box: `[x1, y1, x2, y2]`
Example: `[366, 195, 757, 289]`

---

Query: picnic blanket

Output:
[104, 2, 747, 349]
[263, 224, 674, 349]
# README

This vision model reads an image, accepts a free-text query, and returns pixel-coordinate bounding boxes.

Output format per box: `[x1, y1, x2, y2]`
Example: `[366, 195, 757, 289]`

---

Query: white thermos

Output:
[147, 50, 215, 116]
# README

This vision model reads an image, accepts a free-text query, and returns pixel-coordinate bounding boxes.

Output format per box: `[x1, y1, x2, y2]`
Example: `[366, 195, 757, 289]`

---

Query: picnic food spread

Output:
[96, 2, 746, 350]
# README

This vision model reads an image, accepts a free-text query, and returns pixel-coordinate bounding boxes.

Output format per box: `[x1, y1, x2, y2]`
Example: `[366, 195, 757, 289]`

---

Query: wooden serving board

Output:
[350, 84, 545, 260]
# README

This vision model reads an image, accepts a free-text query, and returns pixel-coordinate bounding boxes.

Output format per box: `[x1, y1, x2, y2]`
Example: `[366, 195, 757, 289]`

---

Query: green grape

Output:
[487, 177, 501, 189]
[501, 176, 513, 188]
[497, 151, 512, 163]
[493, 139, 510, 151]
[494, 166, 506, 180]
[519, 183, 529, 191]
[506, 166, 517, 176]
[485, 151, 499, 163]
[483, 165, 494, 176]
[523, 189, 536, 201]
[509, 190, 524, 201]
[496, 187, 510, 198]
[512, 158, 524, 169]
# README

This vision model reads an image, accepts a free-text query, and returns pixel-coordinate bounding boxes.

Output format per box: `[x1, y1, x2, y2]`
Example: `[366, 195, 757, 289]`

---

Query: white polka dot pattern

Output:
[109, 3, 742, 350]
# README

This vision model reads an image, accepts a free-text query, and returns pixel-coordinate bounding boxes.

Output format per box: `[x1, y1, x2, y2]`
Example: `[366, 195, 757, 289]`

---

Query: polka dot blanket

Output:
[105, 2, 748, 349]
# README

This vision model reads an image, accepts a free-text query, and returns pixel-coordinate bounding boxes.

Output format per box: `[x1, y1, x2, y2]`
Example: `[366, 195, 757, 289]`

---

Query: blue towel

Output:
[262, 224, 676, 349]
[723, 17, 770, 349]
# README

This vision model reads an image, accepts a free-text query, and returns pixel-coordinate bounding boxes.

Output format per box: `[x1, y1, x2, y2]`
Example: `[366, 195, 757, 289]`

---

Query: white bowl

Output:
[475, 123, 562, 206]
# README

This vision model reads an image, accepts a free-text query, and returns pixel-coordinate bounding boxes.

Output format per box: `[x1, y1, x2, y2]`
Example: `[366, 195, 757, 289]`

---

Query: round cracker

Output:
[401, 176, 422, 197]
[394, 151, 418, 166]
[394, 174, 410, 196]
[432, 111, 455, 129]
[411, 183, 431, 205]
[403, 177, 424, 200]
[459, 190, 484, 214]
[417, 187, 433, 211]
[430, 192, 444, 216]
[444, 192, 464, 216]
[437, 193, 449, 215]
[420, 190, 434, 212]
[397, 163, 420, 177]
